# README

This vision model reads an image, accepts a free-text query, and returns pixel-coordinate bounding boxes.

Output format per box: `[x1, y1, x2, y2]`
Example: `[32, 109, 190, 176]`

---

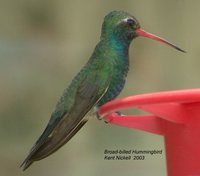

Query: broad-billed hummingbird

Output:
[21, 11, 185, 170]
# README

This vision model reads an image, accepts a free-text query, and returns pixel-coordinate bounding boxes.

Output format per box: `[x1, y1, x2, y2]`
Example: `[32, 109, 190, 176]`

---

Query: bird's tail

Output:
[20, 158, 33, 171]
[20, 117, 88, 171]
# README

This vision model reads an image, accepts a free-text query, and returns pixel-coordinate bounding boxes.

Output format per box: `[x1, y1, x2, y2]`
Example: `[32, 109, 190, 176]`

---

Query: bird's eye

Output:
[126, 18, 135, 26]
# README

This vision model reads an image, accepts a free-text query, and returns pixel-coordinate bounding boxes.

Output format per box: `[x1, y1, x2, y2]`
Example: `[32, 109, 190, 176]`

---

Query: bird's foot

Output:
[103, 111, 123, 123]
[96, 111, 104, 120]
[114, 111, 122, 116]
[92, 106, 103, 120]
[93, 106, 122, 123]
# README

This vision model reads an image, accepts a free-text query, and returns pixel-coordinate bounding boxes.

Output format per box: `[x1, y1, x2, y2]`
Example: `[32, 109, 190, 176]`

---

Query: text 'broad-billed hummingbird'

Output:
[21, 11, 185, 170]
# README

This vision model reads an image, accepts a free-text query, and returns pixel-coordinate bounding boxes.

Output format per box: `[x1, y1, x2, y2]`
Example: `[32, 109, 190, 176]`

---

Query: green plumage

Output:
[21, 11, 140, 170]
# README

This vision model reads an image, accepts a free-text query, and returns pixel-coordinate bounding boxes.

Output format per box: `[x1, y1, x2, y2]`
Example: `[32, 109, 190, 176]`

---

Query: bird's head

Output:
[101, 11, 139, 44]
[101, 11, 185, 52]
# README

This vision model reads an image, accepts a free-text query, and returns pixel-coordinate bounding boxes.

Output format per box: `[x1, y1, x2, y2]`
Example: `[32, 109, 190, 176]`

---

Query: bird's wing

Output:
[21, 71, 111, 170]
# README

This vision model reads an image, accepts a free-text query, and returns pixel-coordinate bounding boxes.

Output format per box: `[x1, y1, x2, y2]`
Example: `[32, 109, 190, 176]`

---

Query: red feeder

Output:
[99, 89, 200, 176]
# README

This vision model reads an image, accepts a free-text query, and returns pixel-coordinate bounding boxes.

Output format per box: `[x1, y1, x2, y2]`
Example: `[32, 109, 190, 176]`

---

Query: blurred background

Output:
[0, 0, 199, 175]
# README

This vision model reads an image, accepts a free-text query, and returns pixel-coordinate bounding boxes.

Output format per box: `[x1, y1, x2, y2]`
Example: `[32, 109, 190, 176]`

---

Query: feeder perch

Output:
[99, 89, 200, 176]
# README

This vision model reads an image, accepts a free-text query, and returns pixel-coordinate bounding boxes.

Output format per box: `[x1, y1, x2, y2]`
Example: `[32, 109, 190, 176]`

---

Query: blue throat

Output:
[97, 37, 130, 106]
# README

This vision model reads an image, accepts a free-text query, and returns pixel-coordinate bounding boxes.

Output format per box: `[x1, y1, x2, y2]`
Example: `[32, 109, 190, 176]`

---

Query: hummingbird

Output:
[21, 10, 185, 170]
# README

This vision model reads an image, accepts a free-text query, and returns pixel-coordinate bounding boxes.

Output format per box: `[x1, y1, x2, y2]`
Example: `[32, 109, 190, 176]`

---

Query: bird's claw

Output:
[96, 111, 103, 120]
[95, 106, 122, 123]
[114, 111, 122, 116]
[103, 111, 123, 124]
